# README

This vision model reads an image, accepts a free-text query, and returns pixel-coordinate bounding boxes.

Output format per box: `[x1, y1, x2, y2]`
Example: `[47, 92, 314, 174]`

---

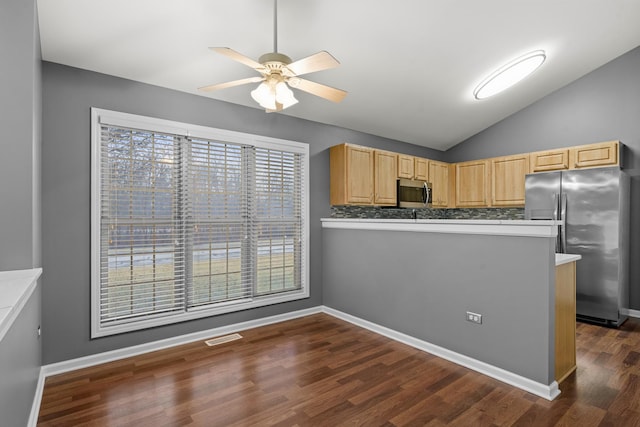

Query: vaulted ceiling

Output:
[37, 0, 640, 151]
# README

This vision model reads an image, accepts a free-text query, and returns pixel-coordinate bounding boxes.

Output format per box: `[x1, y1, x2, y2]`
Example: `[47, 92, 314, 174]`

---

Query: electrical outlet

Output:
[466, 311, 482, 324]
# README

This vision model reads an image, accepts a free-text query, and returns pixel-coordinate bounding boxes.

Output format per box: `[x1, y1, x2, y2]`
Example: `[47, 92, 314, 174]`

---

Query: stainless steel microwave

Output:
[397, 178, 432, 208]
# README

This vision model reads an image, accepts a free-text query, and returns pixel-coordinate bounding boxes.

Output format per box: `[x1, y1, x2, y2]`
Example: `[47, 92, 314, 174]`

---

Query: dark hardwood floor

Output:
[38, 314, 640, 426]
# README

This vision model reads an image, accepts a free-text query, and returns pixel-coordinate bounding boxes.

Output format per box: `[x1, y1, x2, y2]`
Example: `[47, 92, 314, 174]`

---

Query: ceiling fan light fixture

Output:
[251, 79, 298, 111]
[251, 82, 277, 110]
[275, 81, 298, 108]
[473, 50, 546, 100]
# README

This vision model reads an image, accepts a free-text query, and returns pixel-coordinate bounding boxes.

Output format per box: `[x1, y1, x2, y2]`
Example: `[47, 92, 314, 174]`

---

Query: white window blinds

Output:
[186, 139, 251, 308]
[99, 126, 185, 326]
[92, 109, 309, 337]
[254, 148, 303, 296]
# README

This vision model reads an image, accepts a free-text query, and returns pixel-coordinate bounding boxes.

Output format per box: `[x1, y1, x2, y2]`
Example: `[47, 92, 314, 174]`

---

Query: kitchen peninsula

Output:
[321, 218, 579, 400]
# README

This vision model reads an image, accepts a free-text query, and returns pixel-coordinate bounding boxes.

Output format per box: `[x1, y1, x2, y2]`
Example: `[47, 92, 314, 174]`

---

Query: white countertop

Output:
[0, 268, 42, 342]
[555, 253, 582, 266]
[322, 218, 561, 238]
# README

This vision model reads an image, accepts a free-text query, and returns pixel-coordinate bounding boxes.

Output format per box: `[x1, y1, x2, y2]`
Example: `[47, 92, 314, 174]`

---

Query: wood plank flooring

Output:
[37, 314, 640, 426]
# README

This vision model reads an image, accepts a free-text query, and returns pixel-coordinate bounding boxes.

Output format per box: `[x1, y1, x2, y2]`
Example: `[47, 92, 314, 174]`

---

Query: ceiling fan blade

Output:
[288, 78, 347, 103]
[198, 76, 264, 92]
[284, 51, 340, 76]
[209, 47, 266, 72]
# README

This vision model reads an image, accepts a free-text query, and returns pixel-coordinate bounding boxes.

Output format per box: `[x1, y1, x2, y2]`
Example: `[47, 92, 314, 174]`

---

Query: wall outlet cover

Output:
[466, 311, 482, 324]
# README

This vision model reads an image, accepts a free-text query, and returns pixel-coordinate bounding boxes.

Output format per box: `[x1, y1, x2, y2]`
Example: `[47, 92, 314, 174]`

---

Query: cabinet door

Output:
[374, 150, 398, 205]
[428, 160, 449, 207]
[346, 145, 374, 204]
[414, 157, 429, 181]
[570, 141, 619, 169]
[491, 154, 529, 207]
[397, 154, 414, 179]
[530, 149, 569, 172]
[455, 160, 490, 207]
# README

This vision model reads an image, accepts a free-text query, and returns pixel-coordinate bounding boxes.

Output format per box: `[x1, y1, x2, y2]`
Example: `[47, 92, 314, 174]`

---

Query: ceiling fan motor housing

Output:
[259, 52, 292, 69]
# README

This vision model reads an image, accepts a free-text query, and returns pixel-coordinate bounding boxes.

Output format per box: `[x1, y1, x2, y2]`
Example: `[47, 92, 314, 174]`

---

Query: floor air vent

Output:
[205, 333, 243, 347]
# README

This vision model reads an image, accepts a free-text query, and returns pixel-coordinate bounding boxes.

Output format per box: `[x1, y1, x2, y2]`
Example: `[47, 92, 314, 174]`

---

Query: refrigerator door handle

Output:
[552, 193, 563, 253]
[560, 193, 567, 253]
[556, 224, 563, 253]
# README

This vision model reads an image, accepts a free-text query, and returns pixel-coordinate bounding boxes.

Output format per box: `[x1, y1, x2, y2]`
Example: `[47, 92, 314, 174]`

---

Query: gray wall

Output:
[0, 0, 41, 270]
[446, 45, 640, 310]
[40, 62, 443, 364]
[322, 228, 556, 384]
[0, 1, 42, 422]
[0, 284, 42, 427]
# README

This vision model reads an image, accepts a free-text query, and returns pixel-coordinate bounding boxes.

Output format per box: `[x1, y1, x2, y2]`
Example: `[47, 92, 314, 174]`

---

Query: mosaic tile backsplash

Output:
[330, 205, 525, 220]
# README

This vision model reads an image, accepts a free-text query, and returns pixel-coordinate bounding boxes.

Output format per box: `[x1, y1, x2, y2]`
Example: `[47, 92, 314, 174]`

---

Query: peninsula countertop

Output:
[321, 218, 561, 238]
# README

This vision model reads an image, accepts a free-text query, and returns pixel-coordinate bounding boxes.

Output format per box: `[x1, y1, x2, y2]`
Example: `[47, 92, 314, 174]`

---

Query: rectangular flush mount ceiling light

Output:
[473, 50, 546, 100]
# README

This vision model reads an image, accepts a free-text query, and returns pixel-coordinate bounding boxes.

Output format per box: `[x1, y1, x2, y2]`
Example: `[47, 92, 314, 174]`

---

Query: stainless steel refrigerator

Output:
[525, 167, 630, 327]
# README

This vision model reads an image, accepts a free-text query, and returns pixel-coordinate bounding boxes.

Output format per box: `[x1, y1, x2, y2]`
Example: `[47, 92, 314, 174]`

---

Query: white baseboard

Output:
[322, 306, 560, 401]
[622, 308, 640, 319]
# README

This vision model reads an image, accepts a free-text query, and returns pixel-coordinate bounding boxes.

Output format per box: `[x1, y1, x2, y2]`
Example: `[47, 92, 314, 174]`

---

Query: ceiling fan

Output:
[198, 0, 347, 112]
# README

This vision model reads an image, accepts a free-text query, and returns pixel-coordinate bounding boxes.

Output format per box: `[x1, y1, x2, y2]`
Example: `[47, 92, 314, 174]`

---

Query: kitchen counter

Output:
[555, 253, 581, 266]
[321, 218, 560, 237]
[0, 268, 42, 342]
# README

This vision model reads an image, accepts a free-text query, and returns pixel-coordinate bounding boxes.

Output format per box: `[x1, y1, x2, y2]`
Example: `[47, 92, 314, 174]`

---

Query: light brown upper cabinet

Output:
[530, 141, 620, 173]
[331, 140, 622, 208]
[330, 143, 374, 205]
[428, 160, 450, 207]
[455, 160, 491, 207]
[374, 150, 398, 205]
[414, 157, 429, 181]
[530, 149, 570, 173]
[491, 154, 530, 207]
[570, 141, 619, 169]
[398, 154, 429, 181]
[330, 143, 397, 206]
[397, 154, 414, 179]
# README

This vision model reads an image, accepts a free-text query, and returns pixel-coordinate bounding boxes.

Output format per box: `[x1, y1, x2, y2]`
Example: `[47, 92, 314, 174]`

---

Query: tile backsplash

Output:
[330, 206, 525, 220]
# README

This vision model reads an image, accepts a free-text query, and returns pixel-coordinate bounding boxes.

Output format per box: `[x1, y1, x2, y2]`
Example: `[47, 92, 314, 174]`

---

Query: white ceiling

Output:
[37, 0, 640, 151]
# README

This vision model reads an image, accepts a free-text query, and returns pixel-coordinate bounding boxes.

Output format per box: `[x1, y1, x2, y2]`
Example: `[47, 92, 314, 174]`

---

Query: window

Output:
[91, 109, 308, 337]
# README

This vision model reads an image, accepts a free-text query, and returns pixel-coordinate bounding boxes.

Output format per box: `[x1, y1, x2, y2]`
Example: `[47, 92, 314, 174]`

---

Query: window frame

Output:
[91, 108, 309, 338]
